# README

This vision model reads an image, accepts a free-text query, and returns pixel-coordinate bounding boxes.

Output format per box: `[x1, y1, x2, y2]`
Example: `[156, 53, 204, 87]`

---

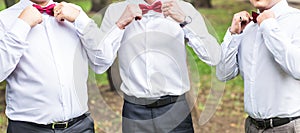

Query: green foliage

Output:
[71, 0, 92, 12]
[0, 0, 5, 11]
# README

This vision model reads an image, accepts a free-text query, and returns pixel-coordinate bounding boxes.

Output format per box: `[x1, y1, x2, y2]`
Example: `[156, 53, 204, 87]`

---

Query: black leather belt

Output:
[11, 113, 88, 129]
[124, 94, 185, 108]
[249, 116, 300, 130]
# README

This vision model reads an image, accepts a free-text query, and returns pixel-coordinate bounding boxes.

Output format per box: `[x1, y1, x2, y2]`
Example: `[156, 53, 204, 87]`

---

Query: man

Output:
[216, 0, 300, 132]
[99, 0, 221, 132]
[0, 0, 114, 132]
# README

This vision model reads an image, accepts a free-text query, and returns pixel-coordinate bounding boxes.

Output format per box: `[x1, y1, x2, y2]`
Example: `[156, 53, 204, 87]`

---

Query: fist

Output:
[18, 6, 43, 27]
[116, 4, 142, 29]
[230, 11, 252, 34]
[161, 0, 185, 23]
[257, 10, 275, 25]
[54, 2, 80, 22]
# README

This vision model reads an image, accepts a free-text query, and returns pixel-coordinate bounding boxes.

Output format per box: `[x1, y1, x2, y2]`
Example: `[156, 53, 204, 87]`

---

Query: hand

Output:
[257, 10, 275, 25]
[161, 0, 185, 23]
[230, 11, 252, 34]
[116, 4, 142, 29]
[18, 6, 43, 27]
[53, 2, 80, 22]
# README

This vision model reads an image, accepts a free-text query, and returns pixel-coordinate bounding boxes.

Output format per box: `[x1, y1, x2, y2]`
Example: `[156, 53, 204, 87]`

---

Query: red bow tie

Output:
[33, 4, 56, 16]
[139, 1, 162, 15]
[252, 11, 259, 23]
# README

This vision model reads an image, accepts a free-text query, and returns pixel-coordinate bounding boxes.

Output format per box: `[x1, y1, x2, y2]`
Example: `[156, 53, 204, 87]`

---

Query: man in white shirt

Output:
[0, 0, 114, 132]
[99, 0, 221, 132]
[216, 0, 300, 132]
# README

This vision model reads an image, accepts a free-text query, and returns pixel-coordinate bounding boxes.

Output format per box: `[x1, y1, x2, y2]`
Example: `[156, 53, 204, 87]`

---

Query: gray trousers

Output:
[245, 116, 300, 133]
[7, 114, 95, 133]
[122, 98, 194, 133]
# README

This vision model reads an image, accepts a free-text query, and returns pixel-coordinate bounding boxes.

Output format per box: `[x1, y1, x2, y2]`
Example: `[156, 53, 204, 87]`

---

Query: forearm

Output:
[216, 29, 240, 81]
[0, 19, 30, 81]
[87, 25, 124, 74]
[184, 27, 221, 66]
[261, 19, 300, 79]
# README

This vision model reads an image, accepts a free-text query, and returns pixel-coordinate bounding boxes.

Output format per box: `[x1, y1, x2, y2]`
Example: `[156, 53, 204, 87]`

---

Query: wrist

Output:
[229, 27, 239, 35]
[116, 21, 125, 30]
[179, 16, 192, 28]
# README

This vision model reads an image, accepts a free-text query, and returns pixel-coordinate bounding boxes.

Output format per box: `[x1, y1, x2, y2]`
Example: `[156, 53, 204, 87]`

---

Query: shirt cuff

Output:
[10, 19, 31, 41]
[110, 25, 125, 36]
[74, 10, 92, 34]
[223, 28, 242, 49]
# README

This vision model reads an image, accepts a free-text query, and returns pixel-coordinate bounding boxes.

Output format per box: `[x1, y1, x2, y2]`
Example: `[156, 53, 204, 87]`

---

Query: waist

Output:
[124, 93, 186, 108]
[249, 116, 300, 130]
[120, 85, 190, 98]
[9, 113, 89, 130]
[6, 104, 89, 124]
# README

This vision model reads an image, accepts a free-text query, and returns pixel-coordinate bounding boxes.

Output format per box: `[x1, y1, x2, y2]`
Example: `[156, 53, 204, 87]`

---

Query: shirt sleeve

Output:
[74, 6, 123, 74]
[183, 26, 219, 66]
[260, 18, 300, 79]
[0, 18, 31, 82]
[216, 28, 242, 81]
[181, 3, 221, 66]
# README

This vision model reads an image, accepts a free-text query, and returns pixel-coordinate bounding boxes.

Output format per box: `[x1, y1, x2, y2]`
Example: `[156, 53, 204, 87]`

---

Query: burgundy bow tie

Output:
[252, 11, 259, 23]
[139, 1, 162, 15]
[33, 4, 56, 16]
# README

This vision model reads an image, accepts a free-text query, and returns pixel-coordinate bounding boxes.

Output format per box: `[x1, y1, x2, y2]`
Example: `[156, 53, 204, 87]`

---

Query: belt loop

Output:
[270, 119, 273, 128]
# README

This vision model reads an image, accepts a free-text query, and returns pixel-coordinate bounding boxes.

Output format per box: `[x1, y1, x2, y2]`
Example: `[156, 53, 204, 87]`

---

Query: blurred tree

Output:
[91, 0, 110, 12]
[4, 0, 17, 8]
[189, 0, 212, 8]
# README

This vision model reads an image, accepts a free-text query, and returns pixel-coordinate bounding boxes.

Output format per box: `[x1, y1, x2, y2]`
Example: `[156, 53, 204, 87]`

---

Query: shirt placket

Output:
[249, 26, 262, 118]
[43, 16, 67, 120]
[144, 15, 152, 95]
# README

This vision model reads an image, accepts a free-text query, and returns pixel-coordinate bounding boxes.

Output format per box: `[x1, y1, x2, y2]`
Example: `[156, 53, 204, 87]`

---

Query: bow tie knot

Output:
[252, 11, 259, 23]
[139, 1, 162, 15]
[33, 4, 56, 16]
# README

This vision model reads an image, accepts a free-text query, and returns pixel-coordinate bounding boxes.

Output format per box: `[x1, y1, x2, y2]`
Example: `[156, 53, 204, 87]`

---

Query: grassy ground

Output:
[0, 0, 259, 132]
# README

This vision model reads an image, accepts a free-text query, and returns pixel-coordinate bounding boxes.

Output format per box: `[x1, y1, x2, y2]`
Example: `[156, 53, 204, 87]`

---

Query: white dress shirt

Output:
[216, 0, 300, 119]
[100, 0, 220, 98]
[0, 0, 114, 124]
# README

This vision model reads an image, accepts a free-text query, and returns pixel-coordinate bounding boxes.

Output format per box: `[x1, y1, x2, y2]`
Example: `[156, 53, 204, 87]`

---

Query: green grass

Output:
[0, 0, 5, 11]
[71, 0, 92, 12]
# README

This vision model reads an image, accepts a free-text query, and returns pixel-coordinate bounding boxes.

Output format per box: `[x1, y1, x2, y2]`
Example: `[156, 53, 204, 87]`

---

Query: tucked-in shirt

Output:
[0, 0, 114, 124]
[100, 0, 220, 98]
[216, 0, 300, 119]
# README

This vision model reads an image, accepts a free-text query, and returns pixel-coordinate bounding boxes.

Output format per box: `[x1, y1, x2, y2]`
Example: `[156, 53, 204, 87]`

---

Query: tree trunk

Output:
[91, 0, 108, 12]
[4, 0, 17, 8]
[191, 0, 212, 8]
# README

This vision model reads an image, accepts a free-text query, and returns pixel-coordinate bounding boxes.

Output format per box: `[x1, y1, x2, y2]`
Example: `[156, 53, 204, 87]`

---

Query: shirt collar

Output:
[269, 0, 289, 18]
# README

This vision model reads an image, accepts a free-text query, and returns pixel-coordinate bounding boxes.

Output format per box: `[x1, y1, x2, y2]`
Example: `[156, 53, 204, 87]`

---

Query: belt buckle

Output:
[52, 121, 68, 129]
[255, 119, 267, 130]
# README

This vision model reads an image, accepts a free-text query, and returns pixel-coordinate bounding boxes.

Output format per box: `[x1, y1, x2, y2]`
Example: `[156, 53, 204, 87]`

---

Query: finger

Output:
[161, 3, 169, 9]
[38, 18, 43, 24]
[163, 11, 170, 18]
[240, 16, 250, 23]
[54, 4, 63, 17]
[54, 9, 61, 17]
[53, 3, 63, 11]
[55, 14, 65, 22]
[132, 8, 142, 20]
[134, 15, 143, 20]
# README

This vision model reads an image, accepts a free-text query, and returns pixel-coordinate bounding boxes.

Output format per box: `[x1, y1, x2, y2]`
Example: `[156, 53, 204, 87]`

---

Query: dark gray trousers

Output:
[7, 114, 95, 133]
[122, 98, 194, 133]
